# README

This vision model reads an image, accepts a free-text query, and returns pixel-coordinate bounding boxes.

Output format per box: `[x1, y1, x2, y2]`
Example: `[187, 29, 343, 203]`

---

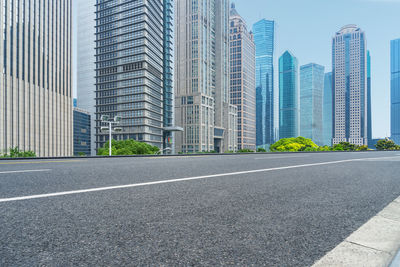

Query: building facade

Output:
[323, 72, 333, 146]
[279, 51, 299, 139]
[300, 63, 325, 145]
[367, 50, 372, 146]
[73, 108, 91, 156]
[229, 4, 256, 151]
[332, 25, 368, 146]
[175, 0, 237, 153]
[0, 0, 73, 157]
[253, 19, 275, 147]
[95, 0, 172, 150]
[76, 0, 96, 155]
[392, 38, 400, 144]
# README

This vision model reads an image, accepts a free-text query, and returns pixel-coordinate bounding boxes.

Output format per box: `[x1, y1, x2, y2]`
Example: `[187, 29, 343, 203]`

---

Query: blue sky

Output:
[234, 0, 400, 138]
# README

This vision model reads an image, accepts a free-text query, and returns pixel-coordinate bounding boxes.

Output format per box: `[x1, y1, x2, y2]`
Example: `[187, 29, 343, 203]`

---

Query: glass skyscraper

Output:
[300, 63, 325, 145]
[391, 39, 400, 144]
[279, 51, 299, 139]
[229, 4, 256, 151]
[73, 108, 91, 156]
[0, 0, 73, 157]
[323, 72, 333, 146]
[95, 0, 172, 150]
[76, 0, 96, 155]
[253, 19, 275, 147]
[333, 25, 368, 146]
[367, 51, 372, 146]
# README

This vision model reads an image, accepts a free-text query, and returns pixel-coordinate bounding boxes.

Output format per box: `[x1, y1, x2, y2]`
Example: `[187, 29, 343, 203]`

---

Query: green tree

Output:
[270, 137, 319, 152]
[97, 139, 160, 156]
[375, 138, 400, 151]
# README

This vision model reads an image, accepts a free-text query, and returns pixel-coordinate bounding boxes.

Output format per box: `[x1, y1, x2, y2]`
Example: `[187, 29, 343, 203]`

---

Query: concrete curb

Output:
[313, 197, 400, 267]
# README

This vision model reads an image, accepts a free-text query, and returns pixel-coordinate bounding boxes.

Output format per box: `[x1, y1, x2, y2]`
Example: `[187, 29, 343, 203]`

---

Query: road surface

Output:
[1, 151, 400, 266]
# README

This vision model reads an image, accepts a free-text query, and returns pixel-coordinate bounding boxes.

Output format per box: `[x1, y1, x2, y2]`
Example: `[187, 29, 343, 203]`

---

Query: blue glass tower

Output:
[391, 39, 400, 144]
[323, 72, 333, 146]
[279, 51, 299, 139]
[253, 19, 275, 147]
[367, 51, 372, 146]
[300, 63, 325, 145]
[74, 108, 91, 156]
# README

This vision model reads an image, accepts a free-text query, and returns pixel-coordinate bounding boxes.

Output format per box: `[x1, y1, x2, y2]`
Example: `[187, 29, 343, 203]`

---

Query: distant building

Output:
[175, 0, 237, 153]
[332, 25, 368, 146]
[76, 0, 96, 155]
[229, 4, 256, 151]
[95, 0, 174, 151]
[300, 63, 325, 145]
[74, 108, 91, 156]
[279, 51, 299, 139]
[253, 19, 276, 147]
[367, 51, 372, 145]
[391, 39, 400, 144]
[323, 72, 333, 146]
[0, 0, 73, 157]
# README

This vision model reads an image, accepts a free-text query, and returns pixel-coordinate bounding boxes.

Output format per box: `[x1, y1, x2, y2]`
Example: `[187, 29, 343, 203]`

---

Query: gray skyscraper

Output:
[0, 0, 73, 157]
[76, 0, 96, 155]
[175, 0, 237, 153]
[279, 51, 299, 139]
[229, 3, 256, 151]
[300, 63, 325, 145]
[95, 0, 173, 150]
[333, 25, 368, 146]
[323, 72, 333, 146]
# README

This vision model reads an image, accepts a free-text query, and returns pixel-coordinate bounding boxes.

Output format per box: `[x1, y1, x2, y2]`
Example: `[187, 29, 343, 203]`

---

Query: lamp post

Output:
[101, 115, 122, 156]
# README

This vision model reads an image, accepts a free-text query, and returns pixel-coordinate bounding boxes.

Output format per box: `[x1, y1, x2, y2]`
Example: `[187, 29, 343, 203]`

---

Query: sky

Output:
[234, 0, 400, 138]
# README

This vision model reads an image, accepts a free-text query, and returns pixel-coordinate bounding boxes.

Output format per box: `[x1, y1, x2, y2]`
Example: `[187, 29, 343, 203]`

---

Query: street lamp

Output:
[101, 115, 122, 156]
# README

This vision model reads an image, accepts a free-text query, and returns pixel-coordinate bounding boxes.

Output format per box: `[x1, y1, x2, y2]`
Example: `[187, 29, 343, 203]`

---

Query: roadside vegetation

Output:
[375, 138, 400, 151]
[97, 139, 160, 156]
[1, 147, 37, 158]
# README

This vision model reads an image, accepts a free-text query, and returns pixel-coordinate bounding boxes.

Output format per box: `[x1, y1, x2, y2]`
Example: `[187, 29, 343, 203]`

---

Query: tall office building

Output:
[229, 4, 256, 151]
[0, 0, 73, 157]
[300, 63, 325, 145]
[253, 19, 275, 147]
[367, 50, 372, 146]
[95, 0, 174, 150]
[279, 51, 299, 139]
[73, 107, 91, 156]
[391, 38, 400, 144]
[332, 25, 368, 146]
[76, 0, 96, 155]
[175, 0, 237, 153]
[323, 72, 333, 146]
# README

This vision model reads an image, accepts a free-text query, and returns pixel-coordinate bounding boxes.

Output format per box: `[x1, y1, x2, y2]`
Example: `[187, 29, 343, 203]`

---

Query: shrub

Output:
[237, 149, 254, 153]
[97, 139, 160, 156]
[270, 137, 318, 152]
[2, 147, 37, 158]
[257, 148, 267, 153]
[375, 138, 399, 151]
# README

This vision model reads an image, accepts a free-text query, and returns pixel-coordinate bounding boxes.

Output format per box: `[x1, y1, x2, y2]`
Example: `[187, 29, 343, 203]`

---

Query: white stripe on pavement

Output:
[0, 169, 51, 175]
[0, 156, 399, 203]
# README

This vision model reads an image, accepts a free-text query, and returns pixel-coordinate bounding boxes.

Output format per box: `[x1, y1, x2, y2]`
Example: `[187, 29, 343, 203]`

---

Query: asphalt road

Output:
[1, 151, 400, 266]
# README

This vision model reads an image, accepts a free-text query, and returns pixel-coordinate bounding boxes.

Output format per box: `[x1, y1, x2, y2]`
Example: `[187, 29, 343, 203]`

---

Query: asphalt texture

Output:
[1, 151, 400, 266]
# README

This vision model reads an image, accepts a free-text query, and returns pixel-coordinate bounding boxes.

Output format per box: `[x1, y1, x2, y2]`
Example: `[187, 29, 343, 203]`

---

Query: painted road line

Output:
[0, 160, 85, 165]
[0, 155, 398, 203]
[0, 169, 51, 175]
[312, 196, 400, 266]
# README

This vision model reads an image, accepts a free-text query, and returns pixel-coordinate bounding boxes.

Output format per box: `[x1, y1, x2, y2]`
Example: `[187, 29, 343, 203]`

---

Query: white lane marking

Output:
[0, 156, 399, 203]
[254, 155, 309, 160]
[0, 169, 51, 175]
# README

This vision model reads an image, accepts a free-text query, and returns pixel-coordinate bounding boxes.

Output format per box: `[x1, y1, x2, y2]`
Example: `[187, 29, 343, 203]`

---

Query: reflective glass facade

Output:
[279, 51, 299, 139]
[300, 63, 325, 145]
[74, 108, 91, 156]
[391, 39, 400, 144]
[253, 19, 275, 146]
[367, 51, 372, 145]
[95, 0, 166, 149]
[323, 72, 333, 146]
